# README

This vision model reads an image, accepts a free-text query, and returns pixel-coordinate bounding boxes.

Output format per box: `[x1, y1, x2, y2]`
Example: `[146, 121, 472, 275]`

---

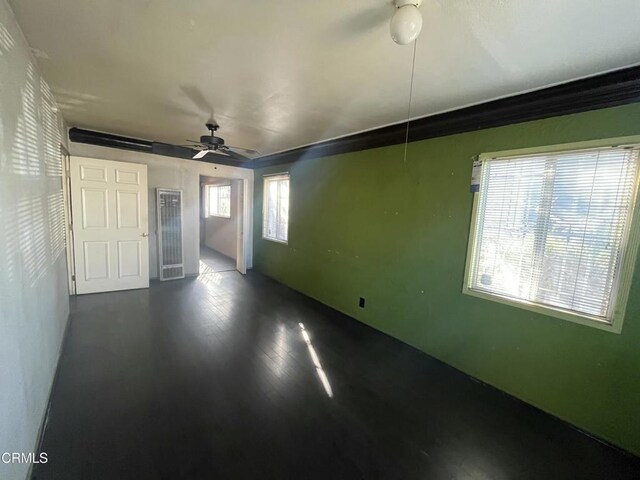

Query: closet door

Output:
[70, 156, 149, 294]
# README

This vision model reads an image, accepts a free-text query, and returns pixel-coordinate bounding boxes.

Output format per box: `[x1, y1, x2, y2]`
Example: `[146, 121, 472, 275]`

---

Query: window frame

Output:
[463, 136, 640, 334]
[262, 173, 290, 244]
[206, 184, 231, 219]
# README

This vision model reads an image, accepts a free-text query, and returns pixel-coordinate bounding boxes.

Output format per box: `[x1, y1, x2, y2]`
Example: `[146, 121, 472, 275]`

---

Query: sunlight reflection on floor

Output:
[299, 322, 333, 398]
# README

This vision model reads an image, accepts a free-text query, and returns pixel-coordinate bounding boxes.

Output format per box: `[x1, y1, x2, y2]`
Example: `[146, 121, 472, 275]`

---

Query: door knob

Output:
[141, 232, 149, 237]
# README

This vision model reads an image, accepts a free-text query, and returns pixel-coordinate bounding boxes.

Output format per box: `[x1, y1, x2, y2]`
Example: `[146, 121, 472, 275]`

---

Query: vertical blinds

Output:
[469, 146, 640, 322]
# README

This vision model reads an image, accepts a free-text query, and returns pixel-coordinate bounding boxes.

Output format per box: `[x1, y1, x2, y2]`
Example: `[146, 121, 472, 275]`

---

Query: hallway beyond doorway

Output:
[200, 245, 236, 274]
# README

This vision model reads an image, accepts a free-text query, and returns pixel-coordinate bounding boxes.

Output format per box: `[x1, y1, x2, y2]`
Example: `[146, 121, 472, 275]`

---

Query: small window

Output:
[464, 142, 640, 332]
[263, 174, 290, 243]
[207, 185, 231, 218]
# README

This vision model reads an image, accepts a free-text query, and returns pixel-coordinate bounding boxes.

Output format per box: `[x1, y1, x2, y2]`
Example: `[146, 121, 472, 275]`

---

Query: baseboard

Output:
[150, 273, 199, 281]
[27, 311, 72, 480]
[251, 269, 640, 460]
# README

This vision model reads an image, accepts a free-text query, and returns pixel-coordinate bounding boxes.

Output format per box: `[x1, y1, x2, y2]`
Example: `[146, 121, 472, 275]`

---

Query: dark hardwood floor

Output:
[32, 271, 640, 479]
[199, 245, 236, 273]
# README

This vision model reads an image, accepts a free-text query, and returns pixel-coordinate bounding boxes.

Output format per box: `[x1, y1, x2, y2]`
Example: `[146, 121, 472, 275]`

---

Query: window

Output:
[263, 174, 290, 243]
[207, 185, 231, 218]
[464, 142, 640, 332]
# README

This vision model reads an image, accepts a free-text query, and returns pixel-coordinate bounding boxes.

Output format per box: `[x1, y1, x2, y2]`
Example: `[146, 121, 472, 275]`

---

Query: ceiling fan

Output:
[184, 122, 259, 161]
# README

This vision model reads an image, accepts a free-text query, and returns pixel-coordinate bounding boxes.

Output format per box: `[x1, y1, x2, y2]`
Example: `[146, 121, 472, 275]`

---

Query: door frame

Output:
[61, 144, 76, 295]
[235, 178, 247, 274]
[232, 177, 251, 274]
[199, 176, 252, 274]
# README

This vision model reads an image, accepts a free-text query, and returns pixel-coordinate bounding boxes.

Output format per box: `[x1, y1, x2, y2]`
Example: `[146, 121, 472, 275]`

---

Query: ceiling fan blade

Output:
[219, 146, 250, 161]
[193, 149, 209, 159]
[225, 145, 260, 155]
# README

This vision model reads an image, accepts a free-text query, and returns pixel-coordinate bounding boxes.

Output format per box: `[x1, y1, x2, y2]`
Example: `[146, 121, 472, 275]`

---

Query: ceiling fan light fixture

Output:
[186, 122, 258, 162]
[390, 0, 423, 45]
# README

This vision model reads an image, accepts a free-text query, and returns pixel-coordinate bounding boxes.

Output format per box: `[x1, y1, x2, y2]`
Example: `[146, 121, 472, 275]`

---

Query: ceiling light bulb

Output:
[390, 1, 423, 45]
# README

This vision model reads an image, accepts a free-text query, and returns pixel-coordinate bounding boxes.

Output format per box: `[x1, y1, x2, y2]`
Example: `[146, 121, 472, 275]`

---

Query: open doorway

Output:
[199, 175, 244, 274]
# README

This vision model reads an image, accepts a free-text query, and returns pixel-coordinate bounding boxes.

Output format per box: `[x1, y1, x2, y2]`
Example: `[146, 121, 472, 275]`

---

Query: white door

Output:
[70, 156, 149, 294]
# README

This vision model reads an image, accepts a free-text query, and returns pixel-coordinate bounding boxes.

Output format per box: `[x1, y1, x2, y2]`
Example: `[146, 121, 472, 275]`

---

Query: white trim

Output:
[61, 145, 76, 295]
[478, 135, 640, 161]
[201, 184, 209, 219]
[234, 179, 246, 274]
[263, 236, 289, 245]
[463, 136, 640, 334]
[241, 178, 252, 271]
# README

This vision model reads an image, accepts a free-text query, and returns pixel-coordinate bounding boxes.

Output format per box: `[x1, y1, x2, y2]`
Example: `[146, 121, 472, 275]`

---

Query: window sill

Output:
[462, 286, 622, 334]
[263, 236, 288, 245]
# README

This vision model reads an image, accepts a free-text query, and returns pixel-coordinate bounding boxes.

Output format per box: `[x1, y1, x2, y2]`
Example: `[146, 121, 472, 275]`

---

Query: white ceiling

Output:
[8, 0, 640, 157]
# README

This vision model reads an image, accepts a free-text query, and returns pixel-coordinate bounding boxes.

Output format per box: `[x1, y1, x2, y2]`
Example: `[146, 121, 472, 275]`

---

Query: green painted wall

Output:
[253, 103, 640, 455]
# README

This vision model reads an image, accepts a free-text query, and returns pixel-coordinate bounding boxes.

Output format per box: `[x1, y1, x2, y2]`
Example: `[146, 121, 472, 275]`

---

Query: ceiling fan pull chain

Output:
[402, 38, 418, 164]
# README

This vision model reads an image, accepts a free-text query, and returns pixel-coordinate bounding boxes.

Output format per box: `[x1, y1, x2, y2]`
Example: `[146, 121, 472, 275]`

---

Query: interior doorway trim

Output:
[199, 176, 252, 275]
[60, 144, 76, 295]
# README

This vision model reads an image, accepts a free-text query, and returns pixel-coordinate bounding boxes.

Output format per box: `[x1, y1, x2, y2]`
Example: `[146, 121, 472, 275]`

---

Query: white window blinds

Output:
[263, 174, 289, 243]
[467, 146, 640, 323]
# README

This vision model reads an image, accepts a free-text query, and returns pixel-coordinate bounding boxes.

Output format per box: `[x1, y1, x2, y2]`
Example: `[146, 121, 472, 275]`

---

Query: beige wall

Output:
[0, 2, 69, 479]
